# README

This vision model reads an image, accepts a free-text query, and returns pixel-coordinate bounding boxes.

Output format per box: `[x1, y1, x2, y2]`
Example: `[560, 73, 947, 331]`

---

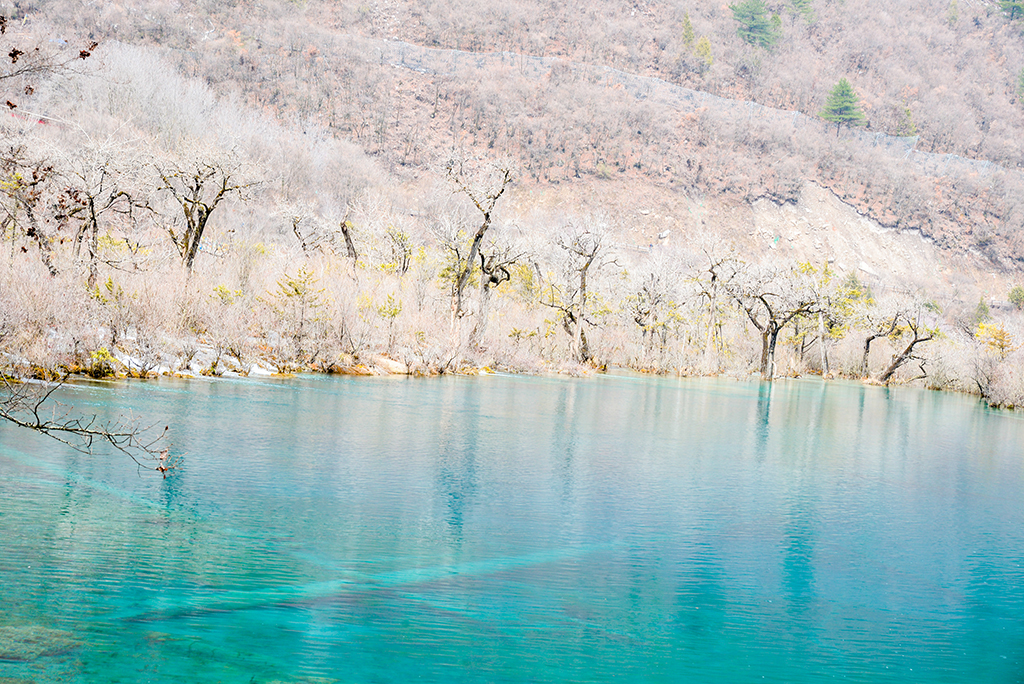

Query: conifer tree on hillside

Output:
[791, 0, 815, 23]
[1009, 285, 1024, 310]
[999, 1, 1023, 21]
[819, 78, 866, 136]
[730, 0, 781, 49]
[682, 12, 695, 50]
[695, 36, 713, 74]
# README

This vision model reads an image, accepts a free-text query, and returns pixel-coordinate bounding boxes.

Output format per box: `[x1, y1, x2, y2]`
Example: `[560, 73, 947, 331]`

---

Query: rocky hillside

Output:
[3, 0, 1024, 285]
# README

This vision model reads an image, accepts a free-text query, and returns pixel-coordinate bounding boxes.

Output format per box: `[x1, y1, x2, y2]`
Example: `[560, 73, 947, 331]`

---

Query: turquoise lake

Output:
[1, 374, 1023, 683]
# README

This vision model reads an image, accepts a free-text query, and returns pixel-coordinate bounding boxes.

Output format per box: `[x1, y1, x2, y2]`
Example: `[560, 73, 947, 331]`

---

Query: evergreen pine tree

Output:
[1009, 285, 1024, 310]
[682, 12, 695, 50]
[895, 104, 917, 136]
[695, 36, 713, 74]
[999, 1, 1023, 21]
[791, 0, 815, 22]
[730, 0, 781, 49]
[972, 297, 992, 329]
[820, 78, 866, 136]
[947, 0, 959, 26]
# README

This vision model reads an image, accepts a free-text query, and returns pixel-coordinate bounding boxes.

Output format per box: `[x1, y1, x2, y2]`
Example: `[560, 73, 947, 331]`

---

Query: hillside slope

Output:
[23, 0, 1022, 274]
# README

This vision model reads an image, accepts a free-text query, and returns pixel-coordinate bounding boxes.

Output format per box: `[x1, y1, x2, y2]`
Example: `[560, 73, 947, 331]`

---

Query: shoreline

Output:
[9, 348, 1018, 414]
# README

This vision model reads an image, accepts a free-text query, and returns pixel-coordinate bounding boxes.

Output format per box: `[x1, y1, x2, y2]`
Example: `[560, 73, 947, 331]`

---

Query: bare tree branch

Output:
[1, 373, 178, 477]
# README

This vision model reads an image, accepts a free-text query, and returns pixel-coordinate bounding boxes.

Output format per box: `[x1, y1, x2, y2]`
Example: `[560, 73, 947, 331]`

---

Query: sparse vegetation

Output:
[0, 0, 1020, 415]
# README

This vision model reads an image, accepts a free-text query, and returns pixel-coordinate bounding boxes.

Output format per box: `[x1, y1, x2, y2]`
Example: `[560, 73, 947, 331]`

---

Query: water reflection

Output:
[434, 382, 478, 545]
[1, 376, 1023, 682]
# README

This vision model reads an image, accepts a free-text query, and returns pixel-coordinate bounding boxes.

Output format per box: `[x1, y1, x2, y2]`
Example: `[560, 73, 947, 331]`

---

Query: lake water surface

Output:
[2, 374, 1023, 683]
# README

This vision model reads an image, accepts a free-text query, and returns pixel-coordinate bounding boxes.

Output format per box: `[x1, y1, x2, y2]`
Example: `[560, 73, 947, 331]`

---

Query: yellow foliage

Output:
[212, 284, 242, 305]
[376, 293, 402, 320]
[976, 322, 1015, 359]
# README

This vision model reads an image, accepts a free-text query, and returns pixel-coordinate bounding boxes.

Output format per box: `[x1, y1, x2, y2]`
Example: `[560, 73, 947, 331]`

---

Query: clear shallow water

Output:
[1, 374, 1023, 683]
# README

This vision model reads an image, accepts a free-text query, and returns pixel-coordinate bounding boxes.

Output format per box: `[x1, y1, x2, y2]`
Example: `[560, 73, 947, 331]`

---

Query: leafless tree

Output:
[0, 145, 58, 275]
[53, 138, 151, 288]
[289, 203, 359, 265]
[853, 297, 901, 378]
[157, 157, 253, 272]
[443, 154, 514, 326]
[1, 18, 97, 109]
[626, 251, 689, 369]
[877, 297, 940, 384]
[696, 248, 743, 373]
[544, 220, 614, 364]
[1, 373, 176, 476]
[725, 262, 820, 381]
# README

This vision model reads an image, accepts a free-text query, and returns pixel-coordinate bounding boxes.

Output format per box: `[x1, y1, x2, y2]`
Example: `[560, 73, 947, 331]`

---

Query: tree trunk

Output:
[340, 220, 358, 261]
[22, 201, 58, 276]
[574, 266, 588, 362]
[878, 334, 933, 384]
[85, 197, 99, 289]
[703, 288, 718, 372]
[760, 324, 780, 381]
[862, 317, 899, 378]
[861, 334, 879, 378]
[453, 214, 491, 319]
[817, 312, 830, 377]
[183, 207, 211, 272]
[86, 219, 99, 289]
[470, 278, 493, 350]
[861, 337, 872, 378]
[579, 326, 591, 363]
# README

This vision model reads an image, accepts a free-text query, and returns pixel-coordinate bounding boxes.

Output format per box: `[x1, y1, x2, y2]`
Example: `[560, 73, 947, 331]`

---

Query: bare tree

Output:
[800, 263, 852, 378]
[696, 248, 743, 373]
[443, 154, 514, 326]
[854, 297, 900, 378]
[544, 220, 613, 364]
[469, 239, 522, 350]
[1, 18, 97, 109]
[877, 297, 940, 384]
[289, 203, 359, 265]
[725, 262, 820, 381]
[157, 157, 253, 272]
[0, 145, 58, 275]
[1, 373, 176, 476]
[626, 252, 688, 370]
[53, 139, 151, 288]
